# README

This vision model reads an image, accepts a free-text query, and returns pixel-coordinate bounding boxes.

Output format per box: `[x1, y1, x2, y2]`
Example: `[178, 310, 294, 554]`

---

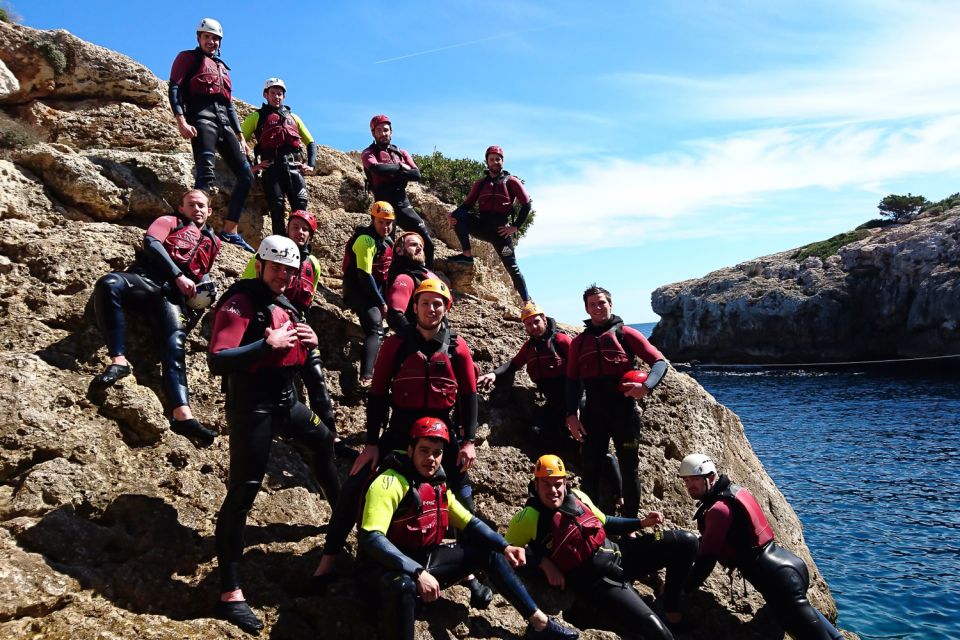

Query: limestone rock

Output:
[0, 58, 19, 99]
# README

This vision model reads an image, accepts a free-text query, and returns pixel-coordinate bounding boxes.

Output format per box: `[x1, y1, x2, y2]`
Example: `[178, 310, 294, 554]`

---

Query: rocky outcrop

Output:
[652, 211, 960, 363]
[0, 21, 854, 639]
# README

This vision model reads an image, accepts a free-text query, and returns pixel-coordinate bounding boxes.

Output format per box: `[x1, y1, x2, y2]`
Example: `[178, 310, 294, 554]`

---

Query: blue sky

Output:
[18, 1, 960, 323]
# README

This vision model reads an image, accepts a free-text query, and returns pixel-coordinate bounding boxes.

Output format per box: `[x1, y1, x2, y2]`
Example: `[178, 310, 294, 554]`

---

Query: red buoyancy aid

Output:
[187, 53, 233, 101]
[364, 144, 410, 191]
[524, 329, 566, 383]
[255, 105, 301, 155]
[474, 172, 525, 215]
[697, 482, 775, 566]
[576, 324, 633, 379]
[162, 220, 220, 281]
[390, 330, 459, 411]
[286, 255, 319, 311]
[540, 493, 607, 573]
[342, 226, 393, 286]
[386, 472, 450, 551]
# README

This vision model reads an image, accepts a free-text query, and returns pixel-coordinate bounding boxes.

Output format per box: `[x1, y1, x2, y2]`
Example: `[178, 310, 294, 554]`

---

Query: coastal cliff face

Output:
[0, 22, 853, 639]
[651, 210, 960, 363]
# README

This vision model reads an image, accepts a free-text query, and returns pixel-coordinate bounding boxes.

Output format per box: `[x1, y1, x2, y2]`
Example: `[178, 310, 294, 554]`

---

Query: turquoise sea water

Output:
[634, 323, 960, 640]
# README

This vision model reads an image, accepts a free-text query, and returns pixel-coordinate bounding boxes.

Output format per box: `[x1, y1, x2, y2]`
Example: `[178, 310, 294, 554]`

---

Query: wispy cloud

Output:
[374, 25, 559, 64]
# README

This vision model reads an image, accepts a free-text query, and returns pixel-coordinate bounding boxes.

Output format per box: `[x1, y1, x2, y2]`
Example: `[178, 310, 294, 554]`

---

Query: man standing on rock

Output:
[241, 77, 317, 235]
[565, 284, 668, 518]
[168, 17, 255, 252]
[207, 235, 341, 634]
[362, 114, 435, 267]
[678, 454, 843, 640]
[385, 231, 439, 333]
[93, 188, 219, 447]
[447, 145, 532, 303]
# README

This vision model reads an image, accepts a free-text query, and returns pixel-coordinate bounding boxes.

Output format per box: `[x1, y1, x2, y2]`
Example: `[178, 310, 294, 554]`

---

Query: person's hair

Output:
[582, 283, 611, 305]
[182, 188, 210, 204]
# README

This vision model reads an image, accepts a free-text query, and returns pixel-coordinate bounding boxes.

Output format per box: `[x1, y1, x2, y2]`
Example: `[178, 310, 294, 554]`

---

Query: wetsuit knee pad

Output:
[670, 529, 700, 555]
[224, 480, 262, 513]
[382, 572, 417, 598]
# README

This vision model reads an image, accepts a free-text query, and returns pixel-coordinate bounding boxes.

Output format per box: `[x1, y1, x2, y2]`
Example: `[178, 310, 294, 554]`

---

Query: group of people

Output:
[84, 15, 846, 640]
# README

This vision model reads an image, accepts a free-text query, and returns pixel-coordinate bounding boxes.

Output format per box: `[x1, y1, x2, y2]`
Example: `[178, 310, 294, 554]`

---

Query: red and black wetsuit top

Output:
[694, 474, 775, 569]
[361, 143, 421, 203]
[168, 48, 236, 122]
[383, 455, 450, 552]
[254, 104, 302, 158]
[496, 317, 571, 386]
[135, 214, 220, 284]
[385, 257, 438, 332]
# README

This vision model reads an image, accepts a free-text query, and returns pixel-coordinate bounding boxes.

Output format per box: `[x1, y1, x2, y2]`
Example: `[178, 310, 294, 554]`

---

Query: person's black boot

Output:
[213, 600, 264, 635]
[466, 576, 493, 609]
[170, 418, 216, 448]
[94, 363, 131, 387]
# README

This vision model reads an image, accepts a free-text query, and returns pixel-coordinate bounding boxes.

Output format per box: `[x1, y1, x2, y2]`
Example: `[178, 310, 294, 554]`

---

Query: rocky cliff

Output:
[0, 22, 852, 639]
[651, 211, 960, 364]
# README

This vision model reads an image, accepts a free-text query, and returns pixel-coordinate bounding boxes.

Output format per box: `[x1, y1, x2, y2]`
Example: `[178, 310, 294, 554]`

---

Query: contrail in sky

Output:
[374, 25, 559, 64]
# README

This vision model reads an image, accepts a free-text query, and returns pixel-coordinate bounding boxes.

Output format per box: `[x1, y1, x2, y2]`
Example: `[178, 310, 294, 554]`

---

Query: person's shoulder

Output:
[218, 290, 255, 318]
[554, 331, 573, 345]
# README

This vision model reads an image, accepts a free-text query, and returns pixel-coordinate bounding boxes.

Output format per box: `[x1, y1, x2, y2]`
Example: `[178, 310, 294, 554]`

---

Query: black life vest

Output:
[529, 491, 606, 573]
[695, 475, 775, 567]
[382, 454, 450, 552]
[161, 216, 220, 282]
[342, 225, 394, 294]
[254, 104, 302, 157]
[389, 326, 460, 411]
[575, 319, 635, 380]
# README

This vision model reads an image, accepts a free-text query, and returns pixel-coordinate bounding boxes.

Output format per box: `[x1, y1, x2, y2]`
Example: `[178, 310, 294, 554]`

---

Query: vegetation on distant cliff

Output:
[878, 193, 930, 222]
[792, 229, 871, 261]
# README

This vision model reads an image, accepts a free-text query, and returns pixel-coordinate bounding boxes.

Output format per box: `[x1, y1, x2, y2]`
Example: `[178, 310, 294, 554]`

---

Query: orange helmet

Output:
[520, 302, 545, 322]
[534, 454, 567, 478]
[370, 201, 396, 220]
[410, 417, 450, 443]
[413, 278, 452, 310]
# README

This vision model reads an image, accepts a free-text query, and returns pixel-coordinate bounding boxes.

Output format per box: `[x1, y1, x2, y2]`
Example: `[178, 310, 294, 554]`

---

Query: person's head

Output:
[369, 201, 395, 238]
[286, 209, 316, 247]
[520, 302, 547, 338]
[533, 454, 568, 509]
[413, 278, 452, 330]
[179, 189, 211, 226]
[678, 453, 718, 500]
[263, 77, 286, 108]
[407, 417, 450, 478]
[255, 235, 300, 295]
[485, 145, 504, 174]
[370, 114, 392, 146]
[582, 284, 613, 325]
[196, 18, 223, 53]
[396, 231, 425, 264]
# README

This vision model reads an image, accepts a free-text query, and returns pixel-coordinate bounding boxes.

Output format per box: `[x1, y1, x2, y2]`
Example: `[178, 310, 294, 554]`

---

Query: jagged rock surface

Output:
[0, 21, 854, 640]
[651, 211, 960, 363]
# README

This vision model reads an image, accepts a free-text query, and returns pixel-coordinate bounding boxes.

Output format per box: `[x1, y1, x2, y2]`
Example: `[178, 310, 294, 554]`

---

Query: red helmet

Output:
[485, 145, 504, 159]
[288, 209, 317, 235]
[370, 114, 392, 131]
[618, 370, 649, 393]
[410, 417, 450, 443]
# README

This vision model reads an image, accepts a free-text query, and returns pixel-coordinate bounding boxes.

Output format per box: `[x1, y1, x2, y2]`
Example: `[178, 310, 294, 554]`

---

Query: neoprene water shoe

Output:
[219, 231, 255, 253]
[525, 618, 579, 640]
[170, 418, 216, 448]
[466, 576, 494, 609]
[94, 363, 131, 387]
[447, 253, 475, 264]
[213, 600, 263, 635]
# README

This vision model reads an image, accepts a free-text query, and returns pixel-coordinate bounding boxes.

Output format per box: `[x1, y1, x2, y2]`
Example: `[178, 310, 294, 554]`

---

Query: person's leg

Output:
[315, 463, 377, 577]
[441, 437, 473, 513]
[620, 530, 699, 617]
[451, 208, 474, 255]
[612, 400, 643, 518]
[579, 404, 612, 506]
[284, 401, 340, 506]
[749, 545, 832, 640]
[354, 301, 384, 380]
[284, 160, 309, 211]
[484, 218, 530, 301]
[92, 271, 159, 382]
[377, 570, 417, 640]
[217, 125, 254, 227]
[394, 200, 434, 267]
[190, 118, 219, 191]
[260, 163, 288, 236]
[583, 578, 674, 640]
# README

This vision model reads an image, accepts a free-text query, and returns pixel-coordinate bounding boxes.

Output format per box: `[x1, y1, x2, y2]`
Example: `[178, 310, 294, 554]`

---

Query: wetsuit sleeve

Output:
[366, 336, 401, 443]
[555, 332, 573, 359]
[492, 358, 519, 379]
[565, 335, 585, 415]
[386, 275, 415, 332]
[505, 507, 539, 547]
[622, 327, 666, 367]
[168, 51, 194, 116]
[362, 147, 400, 175]
[240, 256, 257, 280]
[453, 338, 479, 440]
[645, 359, 668, 390]
[292, 113, 315, 145]
[685, 501, 733, 590]
[400, 149, 421, 182]
[506, 177, 532, 227]
[447, 492, 475, 531]
[305, 142, 317, 168]
[143, 216, 184, 281]
[352, 235, 386, 306]
[240, 112, 258, 143]
[453, 180, 482, 215]
[459, 517, 510, 553]
[359, 471, 424, 575]
[207, 295, 271, 375]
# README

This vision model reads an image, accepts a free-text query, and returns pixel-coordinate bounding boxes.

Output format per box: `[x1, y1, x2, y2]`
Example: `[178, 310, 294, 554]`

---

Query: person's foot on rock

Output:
[447, 253, 475, 264]
[213, 600, 264, 635]
[219, 231, 255, 253]
[170, 418, 216, 448]
[94, 363, 131, 387]
[525, 618, 579, 640]
[466, 576, 493, 609]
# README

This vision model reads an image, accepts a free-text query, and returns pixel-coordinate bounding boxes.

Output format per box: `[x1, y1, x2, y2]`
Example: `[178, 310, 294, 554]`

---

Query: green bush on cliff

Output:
[414, 150, 536, 239]
[792, 229, 870, 261]
[878, 193, 929, 222]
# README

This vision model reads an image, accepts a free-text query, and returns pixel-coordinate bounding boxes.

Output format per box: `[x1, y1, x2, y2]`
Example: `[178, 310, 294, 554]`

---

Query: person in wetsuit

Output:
[678, 454, 844, 640]
[93, 189, 219, 446]
[241, 77, 317, 235]
[385, 231, 439, 334]
[168, 17, 254, 252]
[565, 284, 669, 518]
[507, 454, 698, 638]
[448, 145, 532, 302]
[207, 235, 340, 634]
[362, 114, 434, 267]
[359, 418, 579, 640]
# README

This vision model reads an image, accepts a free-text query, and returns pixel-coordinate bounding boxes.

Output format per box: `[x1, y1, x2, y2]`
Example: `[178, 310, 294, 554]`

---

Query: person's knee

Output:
[382, 572, 417, 599]
[670, 529, 700, 557]
[165, 330, 187, 361]
[223, 480, 262, 513]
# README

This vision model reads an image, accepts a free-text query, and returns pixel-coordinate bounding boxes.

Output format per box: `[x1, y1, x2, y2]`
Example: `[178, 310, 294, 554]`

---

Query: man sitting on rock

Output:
[385, 231, 439, 333]
[92, 188, 219, 447]
[678, 454, 843, 640]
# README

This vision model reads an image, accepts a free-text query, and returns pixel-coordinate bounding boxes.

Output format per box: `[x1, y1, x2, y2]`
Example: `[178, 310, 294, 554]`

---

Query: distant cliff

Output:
[651, 209, 960, 364]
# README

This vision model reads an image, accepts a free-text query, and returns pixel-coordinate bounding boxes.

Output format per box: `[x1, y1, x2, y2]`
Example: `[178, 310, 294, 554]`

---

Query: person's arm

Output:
[452, 338, 479, 441]
[452, 180, 482, 216]
[506, 506, 550, 567]
[167, 51, 192, 117]
[239, 111, 258, 143]
[385, 275, 415, 333]
[507, 176, 533, 228]
[142, 216, 184, 281]
[358, 471, 423, 575]
[362, 146, 402, 176]
[565, 336, 585, 415]
[685, 502, 733, 591]
[365, 336, 400, 443]
[352, 235, 387, 306]
[207, 295, 271, 375]
[227, 102, 243, 135]
[400, 150, 421, 182]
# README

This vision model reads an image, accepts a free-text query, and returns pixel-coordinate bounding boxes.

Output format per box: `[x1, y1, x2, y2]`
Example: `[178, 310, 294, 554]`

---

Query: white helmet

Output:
[196, 18, 223, 38]
[678, 453, 717, 477]
[263, 77, 286, 92]
[185, 274, 217, 310]
[256, 235, 300, 268]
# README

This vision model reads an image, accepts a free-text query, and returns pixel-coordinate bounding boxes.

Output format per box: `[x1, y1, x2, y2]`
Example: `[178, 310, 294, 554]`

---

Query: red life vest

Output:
[533, 493, 607, 573]
[342, 225, 393, 291]
[162, 218, 220, 281]
[254, 105, 302, 156]
[523, 328, 566, 383]
[473, 171, 524, 215]
[389, 329, 459, 411]
[186, 53, 233, 101]
[697, 481, 775, 567]
[386, 471, 450, 551]
[287, 254, 319, 311]
[363, 143, 409, 191]
[575, 323, 634, 380]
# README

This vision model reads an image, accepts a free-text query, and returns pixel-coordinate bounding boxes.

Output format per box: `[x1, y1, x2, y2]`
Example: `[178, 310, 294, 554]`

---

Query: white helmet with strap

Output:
[196, 18, 223, 38]
[263, 77, 286, 92]
[678, 453, 717, 477]
[256, 235, 300, 268]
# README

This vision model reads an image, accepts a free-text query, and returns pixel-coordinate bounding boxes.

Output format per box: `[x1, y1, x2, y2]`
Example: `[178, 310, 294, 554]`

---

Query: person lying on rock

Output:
[313, 278, 484, 603]
[341, 201, 395, 387]
[362, 114, 435, 267]
[207, 235, 341, 635]
[678, 454, 844, 640]
[507, 454, 697, 638]
[358, 418, 579, 640]
[240, 77, 317, 236]
[385, 231, 440, 334]
[565, 284, 668, 518]
[447, 145, 532, 302]
[93, 188, 219, 447]
[168, 17, 255, 252]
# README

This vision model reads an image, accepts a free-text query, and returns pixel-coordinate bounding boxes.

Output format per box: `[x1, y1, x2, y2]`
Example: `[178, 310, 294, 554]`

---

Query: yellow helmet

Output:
[413, 278, 452, 310]
[520, 302, 545, 322]
[534, 454, 567, 478]
[370, 201, 396, 220]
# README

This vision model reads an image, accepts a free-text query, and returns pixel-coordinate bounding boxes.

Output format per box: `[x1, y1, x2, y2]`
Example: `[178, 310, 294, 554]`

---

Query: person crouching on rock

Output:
[93, 188, 219, 447]
[358, 418, 579, 640]
[507, 455, 698, 638]
[207, 235, 341, 634]
[168, 17, 255, 252]
[678, 454, 844, 640]
[385, 231, 440, 334]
